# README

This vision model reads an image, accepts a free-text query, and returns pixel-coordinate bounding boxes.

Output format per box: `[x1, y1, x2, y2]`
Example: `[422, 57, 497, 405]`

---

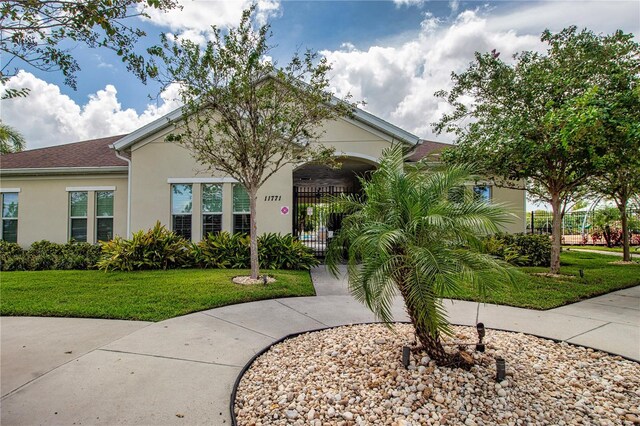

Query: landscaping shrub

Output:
[193, 232, 318, 270]
[192, 232, 250, 269]
[258, 233, 319, 270]
[485, 233, 551, 267]
[0, 240, 101, 271]
[97, 221, 193, 271]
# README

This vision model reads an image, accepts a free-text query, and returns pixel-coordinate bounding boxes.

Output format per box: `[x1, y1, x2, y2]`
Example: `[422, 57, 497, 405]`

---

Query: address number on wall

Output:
[264, 195, 282, 201]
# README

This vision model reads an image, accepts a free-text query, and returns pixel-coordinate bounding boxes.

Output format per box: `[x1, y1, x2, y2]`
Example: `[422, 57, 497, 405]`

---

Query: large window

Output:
[202, 184, 222, 237]
[171, 184, 192, 240]
[96, 191, 114, 241]
[233, 184, 251, 234]
[69, 191, 88, 242]
[473, 185, 492, 202]
[1, 192, 18, 243]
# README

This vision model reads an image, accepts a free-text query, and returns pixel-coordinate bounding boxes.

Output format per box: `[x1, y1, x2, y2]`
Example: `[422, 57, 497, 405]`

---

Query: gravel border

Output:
[229, 322, 639, 426]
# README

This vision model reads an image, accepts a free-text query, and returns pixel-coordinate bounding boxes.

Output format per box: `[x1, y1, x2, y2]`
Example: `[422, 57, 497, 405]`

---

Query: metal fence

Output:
[527, 209, 640, 245]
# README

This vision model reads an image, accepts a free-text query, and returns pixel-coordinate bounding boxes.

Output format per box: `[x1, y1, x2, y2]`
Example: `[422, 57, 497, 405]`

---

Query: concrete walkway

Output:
[567, 247, 639, 258]
[1, 268, 639, 425]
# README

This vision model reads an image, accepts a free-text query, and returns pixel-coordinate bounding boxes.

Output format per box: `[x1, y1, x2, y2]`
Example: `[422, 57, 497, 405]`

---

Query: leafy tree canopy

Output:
[0, 0, 178, 98]
[149, 7, 355, 279]
[434, 26, 639, 272]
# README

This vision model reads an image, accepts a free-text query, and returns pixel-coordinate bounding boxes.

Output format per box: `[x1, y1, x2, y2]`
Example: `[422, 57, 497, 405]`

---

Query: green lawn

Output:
[0, 269, 315, 321]
[451, 251, 640, 310]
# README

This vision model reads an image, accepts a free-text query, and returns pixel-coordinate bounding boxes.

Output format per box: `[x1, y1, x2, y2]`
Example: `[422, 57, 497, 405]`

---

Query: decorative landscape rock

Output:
[234, 324, 640, 425]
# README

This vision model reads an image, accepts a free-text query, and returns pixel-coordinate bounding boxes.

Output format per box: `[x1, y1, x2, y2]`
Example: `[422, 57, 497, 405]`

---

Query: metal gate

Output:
[293, 186, 358, 257]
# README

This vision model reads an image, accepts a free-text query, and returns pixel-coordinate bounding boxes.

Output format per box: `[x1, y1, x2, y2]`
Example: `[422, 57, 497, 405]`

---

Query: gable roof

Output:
[406, 139, 453, 162]
[113, 104, 421, 152]
[0, 135, 128, 172]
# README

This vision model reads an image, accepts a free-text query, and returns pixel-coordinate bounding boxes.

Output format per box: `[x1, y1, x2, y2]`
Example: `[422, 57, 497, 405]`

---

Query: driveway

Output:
[1, 267, 638, 425]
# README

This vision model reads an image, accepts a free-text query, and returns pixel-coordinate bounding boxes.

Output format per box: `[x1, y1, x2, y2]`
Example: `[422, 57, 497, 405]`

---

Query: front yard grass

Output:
[0, 269, 314, 321]
[563, 245, 640, 254]
[451, 251, 640, 310]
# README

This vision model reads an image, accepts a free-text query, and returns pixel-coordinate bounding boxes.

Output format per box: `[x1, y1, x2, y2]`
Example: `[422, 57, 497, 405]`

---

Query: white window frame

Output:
[202, 183, 223, 238]
[69, 191, 88, 242]
[1, 191, 19, 243]
[95, 191, 114, 242]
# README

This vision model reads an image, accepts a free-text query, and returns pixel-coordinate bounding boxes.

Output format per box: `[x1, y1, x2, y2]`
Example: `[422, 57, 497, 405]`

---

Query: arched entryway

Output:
[292, 157, 377, 256]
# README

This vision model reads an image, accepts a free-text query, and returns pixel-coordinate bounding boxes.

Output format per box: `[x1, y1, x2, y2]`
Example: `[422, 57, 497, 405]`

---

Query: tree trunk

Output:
[619, 199, 630, 262]
[550, 193, 563, 274]
[397, 282, 473, 369]
[249, 187, 259, 279]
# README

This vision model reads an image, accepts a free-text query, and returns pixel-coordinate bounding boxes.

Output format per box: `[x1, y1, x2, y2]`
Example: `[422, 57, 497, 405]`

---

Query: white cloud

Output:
[322, 1, 639, 142]
[393, 0, 427, 7]
[0, 71, 182, 149]
[141, 0, 282, 43]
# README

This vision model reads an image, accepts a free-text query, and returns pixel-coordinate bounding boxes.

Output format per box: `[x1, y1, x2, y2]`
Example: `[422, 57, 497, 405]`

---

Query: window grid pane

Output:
[70, 218, 87, 242]
[70, 192, 88, 217]
[96, 218, 113, 241]
[172, 184, 192, 214]
[202, 184, 223, 213]
[233, 214, 251, 235]
[2, 219, 17, 243]
[203, 214, 222, 237]
[473, 185, 491, 202]
[96, 191, 114, 217]
[2, 193, 18, 218]
[233, 185, 250, 213]
[173, 215, 192, 240]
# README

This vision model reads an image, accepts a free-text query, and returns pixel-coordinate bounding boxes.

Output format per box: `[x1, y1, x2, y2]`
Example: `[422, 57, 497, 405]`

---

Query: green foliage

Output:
[193, 232, 250, 269]
[0, 121, 25, 153]
[484, 233, 551, 267]
[434, 26, 639, 273]
[0, 240, 101, 271]
[326, 145, 514, 365]
[97, 221, 192, 271]
[149, 6, 355, 279]
[193, 232, 319, 270]
[258, 233, 319, 270]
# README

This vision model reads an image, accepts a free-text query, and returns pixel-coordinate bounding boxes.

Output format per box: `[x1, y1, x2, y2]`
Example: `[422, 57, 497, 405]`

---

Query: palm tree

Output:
[326, 145, 513, 369]
[0, 122, 26, 154]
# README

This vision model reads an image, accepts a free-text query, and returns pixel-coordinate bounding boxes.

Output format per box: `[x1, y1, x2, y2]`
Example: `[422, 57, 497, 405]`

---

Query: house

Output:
[0, 106, 525, 250]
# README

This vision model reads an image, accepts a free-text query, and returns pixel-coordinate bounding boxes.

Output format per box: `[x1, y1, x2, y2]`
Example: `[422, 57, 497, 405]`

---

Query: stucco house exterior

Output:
[0, 106, 525, 249]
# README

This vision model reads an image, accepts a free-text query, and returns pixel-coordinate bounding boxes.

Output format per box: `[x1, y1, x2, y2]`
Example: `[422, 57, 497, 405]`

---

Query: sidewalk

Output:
[1, 267, 638, 425]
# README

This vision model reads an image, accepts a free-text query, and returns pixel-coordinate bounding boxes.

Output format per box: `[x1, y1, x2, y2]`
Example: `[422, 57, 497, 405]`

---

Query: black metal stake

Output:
[476, 322, 485, 352]
[579, 269, 584, 278]
[402, 346, 411, 369]
[496, 357, 506, 382]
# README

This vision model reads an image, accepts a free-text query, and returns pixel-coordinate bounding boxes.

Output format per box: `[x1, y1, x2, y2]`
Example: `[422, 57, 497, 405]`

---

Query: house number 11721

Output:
[264, 195, 281, 201]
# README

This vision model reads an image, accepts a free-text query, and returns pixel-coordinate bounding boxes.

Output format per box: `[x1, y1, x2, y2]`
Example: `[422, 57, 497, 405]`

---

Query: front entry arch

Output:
[292, 157, 376, 256]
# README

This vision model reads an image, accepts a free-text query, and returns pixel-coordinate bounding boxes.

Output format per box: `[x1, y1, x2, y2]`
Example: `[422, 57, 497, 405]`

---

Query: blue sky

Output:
[2, 0, 639, 150]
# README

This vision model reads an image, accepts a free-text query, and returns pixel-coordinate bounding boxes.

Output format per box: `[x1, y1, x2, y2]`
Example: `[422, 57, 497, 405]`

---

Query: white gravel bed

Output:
[235, 323, 640, 426]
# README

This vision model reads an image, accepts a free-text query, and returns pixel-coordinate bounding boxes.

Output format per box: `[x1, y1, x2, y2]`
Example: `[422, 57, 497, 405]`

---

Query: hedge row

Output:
[484, 233, 552, 267]
[0, 223, 319, 272]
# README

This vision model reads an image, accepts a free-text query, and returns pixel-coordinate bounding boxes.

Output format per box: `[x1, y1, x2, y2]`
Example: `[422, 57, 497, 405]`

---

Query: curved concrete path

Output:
[1, 267, 639, 425]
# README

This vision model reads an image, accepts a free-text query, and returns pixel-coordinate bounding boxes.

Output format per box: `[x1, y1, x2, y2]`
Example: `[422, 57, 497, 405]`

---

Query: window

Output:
[1, 192, 18, 243]
[233, 184, 251, 234]
[69, 191, 88, 242]
[171, 184, 192, 240]
[473, 185, 491, 202]
[96, 191, 114, 241]
[202, 184, 222, 237]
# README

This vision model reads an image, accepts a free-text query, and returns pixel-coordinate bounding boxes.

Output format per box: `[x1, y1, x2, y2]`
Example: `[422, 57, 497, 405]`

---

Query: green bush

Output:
[485, 233, 551, 267]
[193, 232, 319, 270]
[258, 233, 319, 270]
[0, 240, 101, 271]
[97, 222, 193, 271]
[192, 232, 250, 269]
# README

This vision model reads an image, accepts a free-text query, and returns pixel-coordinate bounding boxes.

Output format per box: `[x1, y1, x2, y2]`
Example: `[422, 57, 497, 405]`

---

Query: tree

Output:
[150, 7, 354, 280]
[0, 121, 26, 153]
[434, 27, 637, 274]
[0, 0, 177, 97]
[326, 146, 513, 369]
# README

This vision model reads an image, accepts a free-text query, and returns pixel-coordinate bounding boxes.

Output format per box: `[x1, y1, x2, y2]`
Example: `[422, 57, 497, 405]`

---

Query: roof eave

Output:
[0, 166, 129, 176]
[113, 105, 185, 151]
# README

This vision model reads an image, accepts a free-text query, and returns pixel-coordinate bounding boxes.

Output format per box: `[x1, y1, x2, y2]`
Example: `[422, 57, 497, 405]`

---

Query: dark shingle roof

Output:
[406, 140, 453, 162]
[0, 135, 128, 169]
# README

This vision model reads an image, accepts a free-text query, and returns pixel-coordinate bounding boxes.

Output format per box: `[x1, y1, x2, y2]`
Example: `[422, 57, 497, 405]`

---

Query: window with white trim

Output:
[1, 192, 18, 243]
[96, 191, 114, 241]
[171, 184, 192, 240]
[69, 191, 88, 242]
[202, 184, 222, 237]
[232, 184, 251, 234]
